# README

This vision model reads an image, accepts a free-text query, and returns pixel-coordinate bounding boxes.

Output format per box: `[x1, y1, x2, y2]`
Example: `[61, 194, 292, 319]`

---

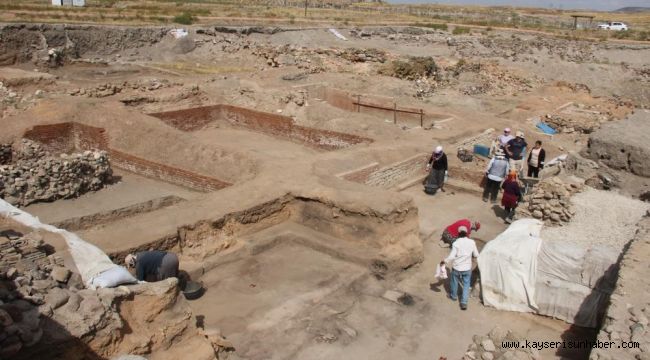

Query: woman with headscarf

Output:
[424, 146, 448, 195]
[501, 171, 523, 224]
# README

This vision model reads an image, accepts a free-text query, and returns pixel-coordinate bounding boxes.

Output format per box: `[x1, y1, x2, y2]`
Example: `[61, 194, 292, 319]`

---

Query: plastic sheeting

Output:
[479, 218, 620, 328]
[478, 219, 544, 313]
[536, 239, 619, 327]
[0, 199, 120, 289]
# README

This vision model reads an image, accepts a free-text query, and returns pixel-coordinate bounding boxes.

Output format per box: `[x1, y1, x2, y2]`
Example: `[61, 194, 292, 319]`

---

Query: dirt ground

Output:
[2, 22, 649, 360]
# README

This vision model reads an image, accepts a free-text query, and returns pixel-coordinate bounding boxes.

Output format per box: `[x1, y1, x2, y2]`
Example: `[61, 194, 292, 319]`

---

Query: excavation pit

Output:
[148, 104, 373, 151]
[22, 122, 232, 193]
[189, 239, 367, 353]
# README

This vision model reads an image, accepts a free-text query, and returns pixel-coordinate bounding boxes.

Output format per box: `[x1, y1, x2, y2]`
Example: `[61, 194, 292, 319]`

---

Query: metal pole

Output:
[393, 103, 397, 124]
[304, 0, 308, 17]
[420, 109, 423, 128]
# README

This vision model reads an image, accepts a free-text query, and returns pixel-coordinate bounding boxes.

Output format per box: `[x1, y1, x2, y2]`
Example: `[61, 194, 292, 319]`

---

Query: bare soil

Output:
[2, 22, 649, 360]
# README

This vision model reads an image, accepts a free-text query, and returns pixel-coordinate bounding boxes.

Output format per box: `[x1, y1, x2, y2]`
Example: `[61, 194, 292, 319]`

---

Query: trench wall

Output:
[149, 104, 373, 151]
[23, 122, 231, 192]
[590, 218, 650, 359]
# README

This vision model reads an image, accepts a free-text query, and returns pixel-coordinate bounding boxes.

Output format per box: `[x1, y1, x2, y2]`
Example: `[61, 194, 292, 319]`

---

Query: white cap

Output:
[516, 131, 524, 138]
[504, 128, 511, 133]
[435, 146, 443, 153]
[458, 226, 468, 233]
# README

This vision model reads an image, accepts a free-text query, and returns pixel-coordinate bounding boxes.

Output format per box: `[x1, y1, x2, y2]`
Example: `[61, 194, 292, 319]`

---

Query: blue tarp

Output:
[537, 122, 557, 135]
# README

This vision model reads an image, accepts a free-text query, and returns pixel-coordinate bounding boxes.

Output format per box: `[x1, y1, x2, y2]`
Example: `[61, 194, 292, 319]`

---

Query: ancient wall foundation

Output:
[23, 122, 231, 192]
[149, 104, 373, 151]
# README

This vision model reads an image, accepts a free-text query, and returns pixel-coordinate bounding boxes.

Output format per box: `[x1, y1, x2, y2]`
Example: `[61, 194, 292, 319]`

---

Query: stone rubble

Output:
[462, 326, 540, 360]
[0, 139, 113, 207]
[69, 79, 178, 98]
[519, 176, 583, 225]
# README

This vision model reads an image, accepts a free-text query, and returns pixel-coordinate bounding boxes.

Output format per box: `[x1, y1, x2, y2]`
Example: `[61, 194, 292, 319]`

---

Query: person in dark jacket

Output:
[501, 171, 523, 224]
[527, 140, 546, 178]
[125, 251, 179, 282]
[424, 146, 448, 195]
[505, 131, 528, 175]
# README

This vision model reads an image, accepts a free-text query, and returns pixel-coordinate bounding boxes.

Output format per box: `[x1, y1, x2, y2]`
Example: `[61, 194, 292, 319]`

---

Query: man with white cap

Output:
[443, 225, 479, 310]
[505, 131, 528, 174]
[424, 145, 448, 195]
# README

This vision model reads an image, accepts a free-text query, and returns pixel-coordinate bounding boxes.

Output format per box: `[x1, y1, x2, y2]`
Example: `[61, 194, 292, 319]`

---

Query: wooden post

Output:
[420, 109, 424, 128]
[393, 103, 397, 124]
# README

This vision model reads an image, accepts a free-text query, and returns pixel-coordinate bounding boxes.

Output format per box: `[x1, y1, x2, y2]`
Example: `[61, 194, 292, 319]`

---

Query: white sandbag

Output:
[91, 266, 137, 288]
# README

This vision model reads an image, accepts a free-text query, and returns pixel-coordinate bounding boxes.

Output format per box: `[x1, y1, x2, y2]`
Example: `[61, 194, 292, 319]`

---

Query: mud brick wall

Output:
[23, 123, 76, 154]
[149, 105, 221, 131]
[337, 163, 381, 183]
[22, 122, 231, 193]
[338, 154, 429, 189]
[366, 154, 429, 188]
[108, 149, 230, 192]
[323, 88, 356, 112]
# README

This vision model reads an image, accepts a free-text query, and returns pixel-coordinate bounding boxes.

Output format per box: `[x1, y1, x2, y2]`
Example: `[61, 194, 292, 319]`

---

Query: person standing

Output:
[441, 219, 481, 245]
[424, 146, 448, 195]
[505, 131, 528, 174]
[497, 128, 514, 149]
[125, 251, 179, 282]
[443, 226, 479, 310]
[527, 140, 546, 178]
[501, 171, 523, 224]
[483, 149, 509, 203]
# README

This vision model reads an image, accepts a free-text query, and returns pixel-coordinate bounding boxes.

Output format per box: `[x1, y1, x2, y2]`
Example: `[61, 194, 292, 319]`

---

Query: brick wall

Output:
[149, 104, 373, 150]
[23, 123, 76, 154]
[22, 122, 231, 192]
[338, 154, 429, 189]
[108, 149, 230, 191]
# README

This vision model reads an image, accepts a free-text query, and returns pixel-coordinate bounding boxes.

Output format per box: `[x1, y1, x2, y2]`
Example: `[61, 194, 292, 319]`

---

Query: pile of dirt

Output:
[453, 61, 543, 96]
[542, 112, 606, 134]
[519, 176, 583, 225]
[0, 140, 112, 207]
[462, 326, 540, 360]
[380, 56, 438, 81]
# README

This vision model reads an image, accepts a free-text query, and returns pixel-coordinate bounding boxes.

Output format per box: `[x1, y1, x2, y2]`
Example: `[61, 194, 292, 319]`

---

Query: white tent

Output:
[478, 219, 617, 328]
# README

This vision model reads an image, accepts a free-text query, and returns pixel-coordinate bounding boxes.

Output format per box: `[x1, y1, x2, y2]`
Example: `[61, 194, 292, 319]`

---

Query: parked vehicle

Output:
[597, 22, 629, 31]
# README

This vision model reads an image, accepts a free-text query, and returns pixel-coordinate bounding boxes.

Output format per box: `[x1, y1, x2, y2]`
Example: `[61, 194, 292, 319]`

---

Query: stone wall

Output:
[337, 154, 428, 189]
[590, 216, 650, 360]
[0, 139, 112, 207]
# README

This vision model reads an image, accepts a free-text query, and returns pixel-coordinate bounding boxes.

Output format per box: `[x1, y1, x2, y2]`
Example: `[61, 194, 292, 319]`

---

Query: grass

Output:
[452, 26, 471, 35]
[173, 11, 195, 25]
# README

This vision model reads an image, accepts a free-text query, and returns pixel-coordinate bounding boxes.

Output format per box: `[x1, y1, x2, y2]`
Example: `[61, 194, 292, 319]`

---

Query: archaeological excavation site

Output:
[1, 12, 650, 360]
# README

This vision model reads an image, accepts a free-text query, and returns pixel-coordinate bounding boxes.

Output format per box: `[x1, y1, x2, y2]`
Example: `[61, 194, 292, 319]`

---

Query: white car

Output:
[597, 22, 629, 31]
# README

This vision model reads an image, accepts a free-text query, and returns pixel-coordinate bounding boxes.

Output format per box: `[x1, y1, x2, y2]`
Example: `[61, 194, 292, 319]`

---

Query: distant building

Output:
[51, 0, 85, 6]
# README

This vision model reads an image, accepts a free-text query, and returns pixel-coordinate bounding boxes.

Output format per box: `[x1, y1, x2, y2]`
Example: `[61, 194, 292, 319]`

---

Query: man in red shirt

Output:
[441, 219, 481, 245]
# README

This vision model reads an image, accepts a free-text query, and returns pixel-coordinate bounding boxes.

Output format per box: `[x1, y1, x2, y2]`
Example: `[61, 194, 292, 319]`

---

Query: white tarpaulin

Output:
[535, 239, 618, 327]
[478, 219, 544, 313]
[479, 218, 619, 328]
[328, 28, 347, 41]
[0, 199, 120, 289]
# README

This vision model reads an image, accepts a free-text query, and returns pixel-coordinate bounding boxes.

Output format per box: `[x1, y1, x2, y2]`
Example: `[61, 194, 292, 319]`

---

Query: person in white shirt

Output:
[443, 226, 479, 310]
[497, 128, 514, 148]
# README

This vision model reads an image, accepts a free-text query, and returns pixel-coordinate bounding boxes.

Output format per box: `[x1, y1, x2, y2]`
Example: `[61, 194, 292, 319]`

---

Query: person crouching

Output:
[125, 250, 179, 282]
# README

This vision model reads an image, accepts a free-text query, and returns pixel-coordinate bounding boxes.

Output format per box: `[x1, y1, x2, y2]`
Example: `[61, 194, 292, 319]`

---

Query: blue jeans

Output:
[450, 269, 472, 305]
